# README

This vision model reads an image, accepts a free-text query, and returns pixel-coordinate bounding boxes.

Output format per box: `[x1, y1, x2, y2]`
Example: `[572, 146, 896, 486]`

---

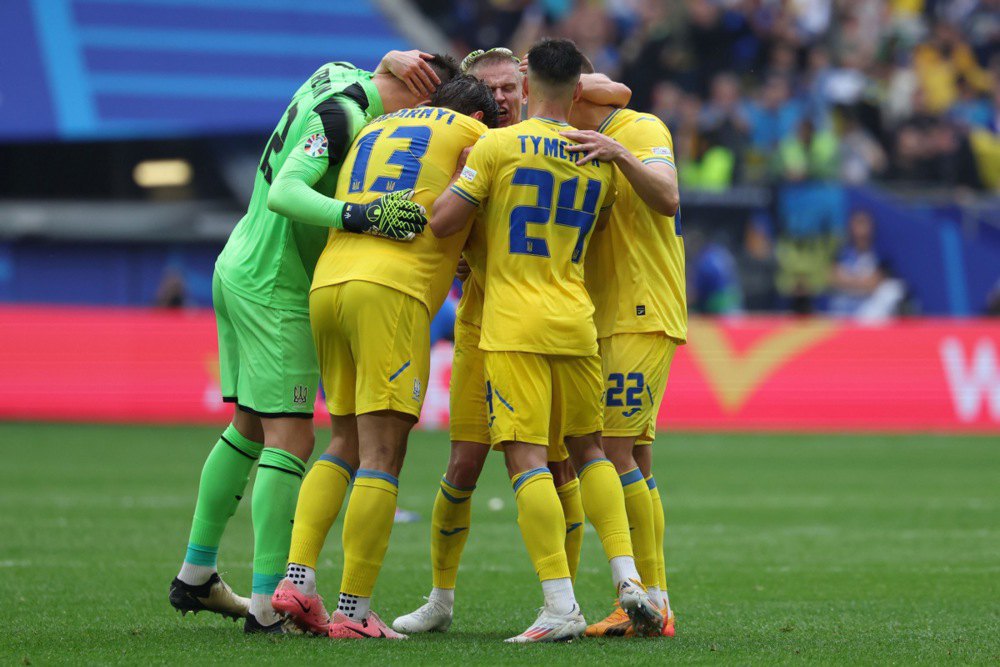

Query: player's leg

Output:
[214, 293, 318, 633]
[558, 353, 661, 637]
[486, 351, 584, 643]
[549, 458, 585, 582]
[328, 411, 412, 639]
[634, 443, 674, 637]
[170, 273, 262, 621]
[274, 415, 358, 634]
[274, 286, 359, 632]
[393, 317, 490, 633]
[328, 282, 428, 640]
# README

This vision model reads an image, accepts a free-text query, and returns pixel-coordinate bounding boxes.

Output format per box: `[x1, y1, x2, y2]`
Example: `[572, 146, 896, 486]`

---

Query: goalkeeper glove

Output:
[340, 189, 427, 241]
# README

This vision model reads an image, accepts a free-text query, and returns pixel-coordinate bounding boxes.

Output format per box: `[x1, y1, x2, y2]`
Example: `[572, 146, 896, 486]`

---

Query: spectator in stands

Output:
[838, 107, 888, 184]
[738, 216, 779, 312]
[693, 236, 742, 315]
[777, 117, 838, 182]
[156, 267, 187, 308]
[744, 75, 804, 153]
[829, 210, 905, 320]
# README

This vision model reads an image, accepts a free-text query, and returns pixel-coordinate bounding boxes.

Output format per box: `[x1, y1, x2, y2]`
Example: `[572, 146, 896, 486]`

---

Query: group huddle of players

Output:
[168, 37, 686, 643]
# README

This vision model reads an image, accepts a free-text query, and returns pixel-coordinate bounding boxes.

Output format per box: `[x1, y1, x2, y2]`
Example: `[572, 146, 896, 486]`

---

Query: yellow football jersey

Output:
[585, 109, 687, 342]
[312, 107, 485, 314]
[452, 117, 617, 356]
[455, 213, 486, 327]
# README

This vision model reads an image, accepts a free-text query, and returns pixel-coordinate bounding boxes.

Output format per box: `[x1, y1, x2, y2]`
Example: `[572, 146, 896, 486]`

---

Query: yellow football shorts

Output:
[449, 317, 490, 445]
[484, 351, 603, 449]
[310, 281, 430, 419]
[599, 332, 678, 444]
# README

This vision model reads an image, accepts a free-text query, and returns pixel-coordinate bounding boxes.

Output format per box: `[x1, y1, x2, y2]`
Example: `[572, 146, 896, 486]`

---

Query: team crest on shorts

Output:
[412, 378, 422, 401]
[304, 134, 328, 157]
[292, 385, 308, 404]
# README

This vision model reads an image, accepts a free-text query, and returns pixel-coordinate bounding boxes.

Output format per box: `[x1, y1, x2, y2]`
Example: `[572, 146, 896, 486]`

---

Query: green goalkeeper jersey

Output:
[215, 62, 385, 312]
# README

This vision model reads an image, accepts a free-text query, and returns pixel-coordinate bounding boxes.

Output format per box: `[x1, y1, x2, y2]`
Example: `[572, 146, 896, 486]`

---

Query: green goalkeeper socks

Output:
[251, 448, 306, 595]
[183, 424, 263, 574]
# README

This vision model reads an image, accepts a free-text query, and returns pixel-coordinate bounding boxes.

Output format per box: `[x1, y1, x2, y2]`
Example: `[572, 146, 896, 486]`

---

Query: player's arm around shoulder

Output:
[561, 119, 678, 217]
[430, 131, 494, 238]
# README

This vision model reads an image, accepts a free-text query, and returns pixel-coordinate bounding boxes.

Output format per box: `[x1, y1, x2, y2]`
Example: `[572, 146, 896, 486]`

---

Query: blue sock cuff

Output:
[442, 476, 476, 492]
[511, 467, 550, 493]
[646, 476, 657, 490]
[578, 457, 612, 478]
[184, 543, 218, 567]
[251, 573, 284, 595]
[440, 478, 474, 503]
[356, 468, 399, 487]
[319, 453, 356, 481]
[619, 467, 645, 487]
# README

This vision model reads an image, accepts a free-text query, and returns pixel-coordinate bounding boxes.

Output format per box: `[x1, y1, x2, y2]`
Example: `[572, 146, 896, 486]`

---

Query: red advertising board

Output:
[1, 306, 997, 432]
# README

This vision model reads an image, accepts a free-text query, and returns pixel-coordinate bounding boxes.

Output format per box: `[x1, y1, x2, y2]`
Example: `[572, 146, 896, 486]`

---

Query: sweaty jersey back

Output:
[312, 107, 486, 314]
[452, 116, 617, 356]
[216, 63, 382, 312]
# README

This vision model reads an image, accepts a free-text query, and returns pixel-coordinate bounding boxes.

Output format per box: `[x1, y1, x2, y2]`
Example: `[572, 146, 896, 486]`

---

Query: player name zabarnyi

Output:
[375, 107, 461, 125]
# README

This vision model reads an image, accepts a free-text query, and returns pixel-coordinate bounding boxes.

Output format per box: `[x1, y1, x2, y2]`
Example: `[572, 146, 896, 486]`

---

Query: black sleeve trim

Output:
[313, 97, 352, 166]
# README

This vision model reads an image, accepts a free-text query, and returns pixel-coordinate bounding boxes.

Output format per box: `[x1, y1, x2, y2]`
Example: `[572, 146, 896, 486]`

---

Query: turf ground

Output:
[1, 423, 997, 664]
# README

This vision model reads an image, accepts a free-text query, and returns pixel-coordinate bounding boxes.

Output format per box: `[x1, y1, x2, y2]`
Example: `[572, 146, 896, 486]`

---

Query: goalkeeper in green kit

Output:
[168, 50, 459, 633]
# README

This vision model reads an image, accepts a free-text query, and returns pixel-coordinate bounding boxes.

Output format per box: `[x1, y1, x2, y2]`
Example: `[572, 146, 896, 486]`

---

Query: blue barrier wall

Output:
[1, 0, 411, 141]
[2, 188, 997, 314]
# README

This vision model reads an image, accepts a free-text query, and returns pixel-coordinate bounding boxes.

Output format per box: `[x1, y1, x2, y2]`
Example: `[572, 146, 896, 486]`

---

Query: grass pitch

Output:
[1, 423, 997, 664]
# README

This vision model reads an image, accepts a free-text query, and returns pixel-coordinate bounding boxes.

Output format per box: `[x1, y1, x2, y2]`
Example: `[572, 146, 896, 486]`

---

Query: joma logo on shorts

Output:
[292, 385, 308, 404]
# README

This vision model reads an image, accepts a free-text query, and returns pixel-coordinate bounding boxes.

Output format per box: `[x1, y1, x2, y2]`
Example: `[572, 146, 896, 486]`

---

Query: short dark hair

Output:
[527, 38, 584, 88]
[430, 74, 501, 128]
[425, 53, 460, 88]
[580, 55, 595, 75]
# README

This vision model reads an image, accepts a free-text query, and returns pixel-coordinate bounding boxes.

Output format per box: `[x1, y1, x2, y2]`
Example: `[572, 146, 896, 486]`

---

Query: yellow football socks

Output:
[431, 477, 475, 589]
[287, 454, 355, 569]
[647, 475, 667, 592]
[512, 467, 571, 581]
[578, 458, 633, 560]
[620, 467, 658, 588]
[555, 478, 585, 582]
[340, 469, 398, 596]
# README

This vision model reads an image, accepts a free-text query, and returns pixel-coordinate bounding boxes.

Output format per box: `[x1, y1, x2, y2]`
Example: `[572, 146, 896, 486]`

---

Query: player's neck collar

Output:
[534, 116, 569, 126]
[597, 108, 621, 134]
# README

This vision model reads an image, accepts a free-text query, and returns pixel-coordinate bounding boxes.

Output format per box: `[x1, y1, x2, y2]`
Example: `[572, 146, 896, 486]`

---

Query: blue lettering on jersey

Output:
[518, 134, 598, 166]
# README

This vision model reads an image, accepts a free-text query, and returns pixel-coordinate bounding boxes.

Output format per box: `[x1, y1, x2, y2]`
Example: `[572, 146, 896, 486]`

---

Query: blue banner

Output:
[1, 0, 410, 141]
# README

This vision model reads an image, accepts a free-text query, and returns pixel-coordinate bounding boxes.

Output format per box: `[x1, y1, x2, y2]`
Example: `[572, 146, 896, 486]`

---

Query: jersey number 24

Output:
[508, 167, 601, 263]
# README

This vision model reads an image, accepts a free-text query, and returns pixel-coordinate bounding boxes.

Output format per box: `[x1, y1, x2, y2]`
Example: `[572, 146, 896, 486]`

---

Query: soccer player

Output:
[562, 67, 685, 638]
[270, 75, 500, 639]
[393, 46, 633, 636]
[430, 38, 661, 642]
[168, 50, 454, 634]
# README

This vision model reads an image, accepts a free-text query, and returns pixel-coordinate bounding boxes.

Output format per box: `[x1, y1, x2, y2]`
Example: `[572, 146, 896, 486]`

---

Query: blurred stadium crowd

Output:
[412, 0, 1000, 317]
[420, 0, 999, 192]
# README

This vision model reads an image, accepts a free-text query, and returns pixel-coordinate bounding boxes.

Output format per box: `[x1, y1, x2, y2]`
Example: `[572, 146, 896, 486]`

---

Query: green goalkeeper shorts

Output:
[212, 271, 318, 418]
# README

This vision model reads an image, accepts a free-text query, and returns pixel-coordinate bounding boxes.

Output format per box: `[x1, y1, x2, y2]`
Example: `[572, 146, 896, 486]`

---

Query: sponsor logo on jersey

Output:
[460, 166, 477, 182]
[636, 304, 646, 316]
[651, 146, 672, 158]
[304, 134, 328, 157]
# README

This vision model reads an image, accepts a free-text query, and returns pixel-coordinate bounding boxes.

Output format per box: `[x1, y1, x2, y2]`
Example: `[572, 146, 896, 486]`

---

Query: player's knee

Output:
[602, 437, 639, 474]
[565, 432, 605, 470]
[549, 458, 576, 487]
[446, 442, 489, 488]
